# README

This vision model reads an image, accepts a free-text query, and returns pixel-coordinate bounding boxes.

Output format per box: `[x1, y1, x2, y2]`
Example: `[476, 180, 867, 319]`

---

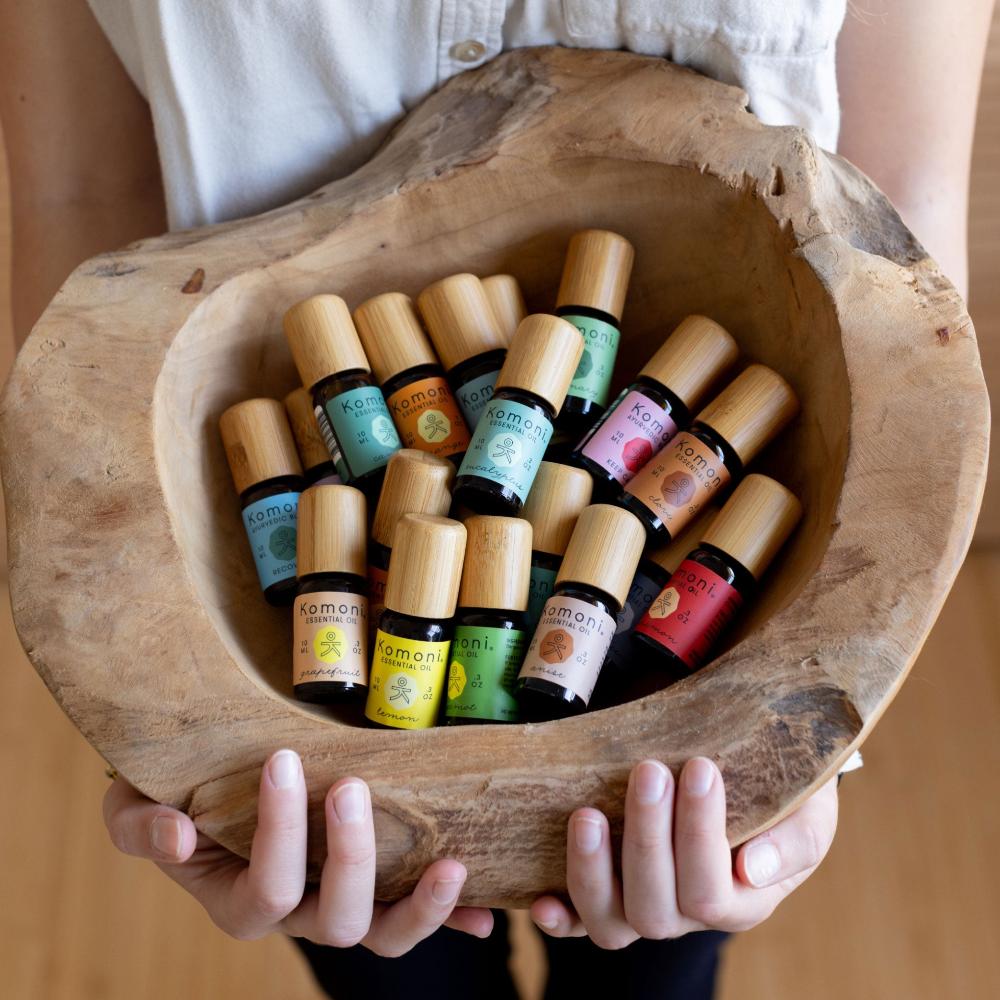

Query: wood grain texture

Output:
[0, 48, 988, 907]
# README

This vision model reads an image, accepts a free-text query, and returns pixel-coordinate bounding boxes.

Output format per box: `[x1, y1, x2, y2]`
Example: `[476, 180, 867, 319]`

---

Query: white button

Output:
[451, 39, 487, 63]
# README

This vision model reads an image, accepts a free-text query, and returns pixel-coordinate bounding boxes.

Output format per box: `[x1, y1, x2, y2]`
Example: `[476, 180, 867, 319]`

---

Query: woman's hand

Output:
[530, 757, 837, 947]
[102, 749, 493, 955]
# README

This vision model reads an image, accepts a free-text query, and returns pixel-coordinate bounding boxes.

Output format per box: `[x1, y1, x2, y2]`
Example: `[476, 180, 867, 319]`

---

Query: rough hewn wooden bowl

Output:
[0, 48, 988, 907]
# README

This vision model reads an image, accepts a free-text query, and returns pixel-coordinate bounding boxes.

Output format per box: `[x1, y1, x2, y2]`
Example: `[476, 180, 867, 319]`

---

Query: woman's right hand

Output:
[102, 750, 493, 954]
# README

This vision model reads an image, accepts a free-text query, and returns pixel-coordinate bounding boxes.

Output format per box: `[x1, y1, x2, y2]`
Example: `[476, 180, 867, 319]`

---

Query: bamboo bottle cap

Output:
[640, 315, 739, 410]
[520, 462, 593, 555]
[296, 485, 367, 578]
[696, 364, 799, 466]
[283, 294, 370, 389]
[645, 504, 720, 575]
[495, 314, 584, 411]
[384, 514, 467, 619]
[353, 292, 438, 385]
[416, 273, 506, 370]
[702, 474, 802, 579]
[555, 229, 635, 320]
[458, 515, 532, 612]
[220, 398, 303, 495]
[283, 387, 330, 472]
[481, 275, 527, 344]
[371, 449, 455, 548]
[556, 504, 647, 607]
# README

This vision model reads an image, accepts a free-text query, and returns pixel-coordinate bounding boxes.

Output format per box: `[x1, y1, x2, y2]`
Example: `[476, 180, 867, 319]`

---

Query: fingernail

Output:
[535, 917, 559, 930]
[635, 760, 669, 804]
[431, 877, 463, 905]
[574, 816, 603, 854]
[150, 815, 182, 859]
[744, 842, 781, 887]
[332, 781, 366, 824]
[683, 757, 716, 798]
[268, 750, 301, 790]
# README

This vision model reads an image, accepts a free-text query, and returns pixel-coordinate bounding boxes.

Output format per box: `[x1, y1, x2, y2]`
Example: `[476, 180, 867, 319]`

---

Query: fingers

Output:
[102, 776, 198, 863]
[363, 860, 469, 958]
[530, 895, 588, 938]
[444, 907, 496, 939]
[735, 777, 838, 890]
[564, 808, 638, 950]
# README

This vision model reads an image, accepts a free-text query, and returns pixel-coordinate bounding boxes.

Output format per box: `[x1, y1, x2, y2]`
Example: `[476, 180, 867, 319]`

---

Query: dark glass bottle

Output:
[447, 348, 507, 428]
[284, 386, 342, 487]
[240, 474, 307, 606]
[526, 549, 562, 629]
[366, 539, 391, 639]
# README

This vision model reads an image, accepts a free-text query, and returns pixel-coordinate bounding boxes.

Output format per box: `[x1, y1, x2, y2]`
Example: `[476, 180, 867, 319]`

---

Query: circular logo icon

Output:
[540, 628, 573, 663]
[573, 348, 593, 380]
[386, 671, 415, 707]
[371, 414, 398, 447]
[488, 433, 521, 467]
[622, 437, 653, 472]
[648, 587, 680, 619]
[660, 472, 696, 507]
[448, 661, 467, 700]
[313, 626, 345, 663]
[418, 409, 451, 443]
[268, 525, 297, 561]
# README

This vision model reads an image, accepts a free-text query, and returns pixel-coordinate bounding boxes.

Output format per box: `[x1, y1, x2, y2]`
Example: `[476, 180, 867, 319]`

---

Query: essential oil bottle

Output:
[452, 314, 584, 516]
[550, 229, 635, 452]
[368, 448, 455, 639]
[220, 398, 306, 606]
[284, 294, 401, 494]
[354, 292, 471, 464]
[516, 504, 646, 720]
[284, 387, 342, 486]
[571, 315, 738, 496]
[634, 474, 802, 681]
[364, 514, 467, 730]
[618, 364, 799, 543]
[481, 274, 527, 343]
[293, 485, 369, 703]
[519, 461, 594, 628]
[417, 273, 508, 428]
[445, 515, 532, 726]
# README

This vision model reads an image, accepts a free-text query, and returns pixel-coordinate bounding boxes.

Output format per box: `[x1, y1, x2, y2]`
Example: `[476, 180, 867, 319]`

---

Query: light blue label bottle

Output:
[457, 398, 552, 503]
[562, 314, 621, 407]
[323, 386, 401, 480]
[455, 368, 501, 427]
[527, 564, 559, 628]
[242, 491, 300, 591]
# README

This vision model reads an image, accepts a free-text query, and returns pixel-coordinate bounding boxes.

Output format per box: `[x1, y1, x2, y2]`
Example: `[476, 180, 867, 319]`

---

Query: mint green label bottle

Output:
[323, 386, 401, 479]
[242, 491, 299, 590]
[446, 626, 526, 722]
[455, 369, 500, 427]
[562, 314, 620, 407]
[527, 564, 558, 628]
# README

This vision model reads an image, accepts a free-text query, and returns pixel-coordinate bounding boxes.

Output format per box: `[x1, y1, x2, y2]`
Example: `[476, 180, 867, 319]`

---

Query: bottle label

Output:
[526, 563, 559, 628]
[623, 431, 730, 534]
[365, 630, 451, 729]
[445, 625, 526, 722]
[455, 368, 501, 428]
[579, 388, 679, 485]
[387, 376, 471, 459]
[603, 567, 665, 673]
[562, 314, 620, 407]
[367, 563, 389, 643]
[323, 386, 401, 480]
[635, 560, 743, 670]
[518, 595, 616, 705]
[457, 398, 552, 502]
[313, 403, 349, 481]
[293, 591, 369, 686]
[242, 491, 299, 591]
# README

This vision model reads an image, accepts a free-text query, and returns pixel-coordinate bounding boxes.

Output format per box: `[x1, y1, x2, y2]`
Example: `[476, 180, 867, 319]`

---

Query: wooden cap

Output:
[283, 387, 330, 472]
[640, 315, 739, 410]
[495, 314, 584, 410]
[417, 273, 506, 370]
[296, 485, 367, 577]
[520, 462, 593, 555]
[555, 229, 634, 320]
[384, 514, 467, 618]
[219, 398, 303, 495]
[696, 364, 799, 465]
[353, 292, 437, 384]
[481, 275, 527, 344]
[458, 515, 532, 611]
[645, 504, 720, 575]
[556, 504, 647, 607]
[283, 294, 370, 388]
[702, 474, 802, 579]
[371, 448, 455, 548]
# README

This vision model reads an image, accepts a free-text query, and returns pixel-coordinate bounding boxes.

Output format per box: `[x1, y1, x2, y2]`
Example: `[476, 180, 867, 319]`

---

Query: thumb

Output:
[102, 776, 198, 864]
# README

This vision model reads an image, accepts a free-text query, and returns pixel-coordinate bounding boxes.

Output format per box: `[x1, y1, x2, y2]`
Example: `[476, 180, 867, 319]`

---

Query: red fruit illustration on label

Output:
[540, 629, 573, 663]
[660, 472, 695, 507]
[622, 437, 653, 472]
[648, 587, 680, 619]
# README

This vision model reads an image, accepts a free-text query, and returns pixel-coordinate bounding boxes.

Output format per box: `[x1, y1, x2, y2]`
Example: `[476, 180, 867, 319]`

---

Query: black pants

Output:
[292, 912, 728, 999]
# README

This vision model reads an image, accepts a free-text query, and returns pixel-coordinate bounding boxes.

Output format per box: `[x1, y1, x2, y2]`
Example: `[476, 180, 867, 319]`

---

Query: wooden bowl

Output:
[0, 48, 988, 907]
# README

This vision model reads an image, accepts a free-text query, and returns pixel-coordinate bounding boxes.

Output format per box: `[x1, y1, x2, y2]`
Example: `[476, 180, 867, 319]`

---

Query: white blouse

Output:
[87, 0, 847, 231]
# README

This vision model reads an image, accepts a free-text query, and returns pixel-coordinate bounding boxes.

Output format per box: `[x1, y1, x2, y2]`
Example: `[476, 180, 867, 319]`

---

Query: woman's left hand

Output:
[530, 757, 838, 947]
